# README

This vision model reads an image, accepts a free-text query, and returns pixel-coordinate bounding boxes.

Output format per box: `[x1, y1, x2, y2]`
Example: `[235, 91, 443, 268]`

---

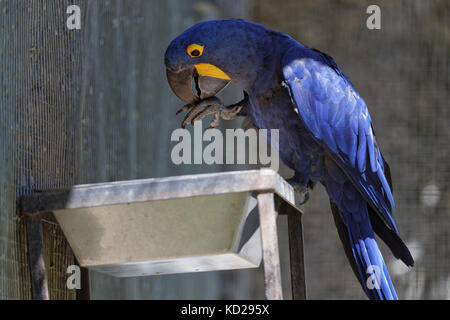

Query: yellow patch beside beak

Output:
[194, 63, 231, 80]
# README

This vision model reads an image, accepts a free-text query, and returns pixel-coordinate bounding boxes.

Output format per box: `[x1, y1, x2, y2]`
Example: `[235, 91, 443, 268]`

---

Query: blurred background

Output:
[0, 0, 448, 299]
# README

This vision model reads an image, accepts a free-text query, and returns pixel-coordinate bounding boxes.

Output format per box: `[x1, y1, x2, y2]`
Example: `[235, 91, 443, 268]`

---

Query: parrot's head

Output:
[165, 19, 288, 103]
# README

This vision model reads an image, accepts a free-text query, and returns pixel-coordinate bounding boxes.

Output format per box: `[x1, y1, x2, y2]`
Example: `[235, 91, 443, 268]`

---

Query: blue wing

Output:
[282, 46, 398, 233]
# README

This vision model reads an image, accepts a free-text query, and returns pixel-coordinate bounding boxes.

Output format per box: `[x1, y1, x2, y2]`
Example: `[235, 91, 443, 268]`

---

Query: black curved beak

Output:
[166, 66, 231, 104]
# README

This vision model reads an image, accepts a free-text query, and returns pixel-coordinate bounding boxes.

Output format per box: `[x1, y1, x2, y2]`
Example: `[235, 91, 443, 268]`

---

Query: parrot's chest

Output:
[247, 85, 325, 184]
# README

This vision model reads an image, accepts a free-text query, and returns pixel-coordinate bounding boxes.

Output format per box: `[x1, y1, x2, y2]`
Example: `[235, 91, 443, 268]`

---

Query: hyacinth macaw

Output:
[164, 19, 413, 300]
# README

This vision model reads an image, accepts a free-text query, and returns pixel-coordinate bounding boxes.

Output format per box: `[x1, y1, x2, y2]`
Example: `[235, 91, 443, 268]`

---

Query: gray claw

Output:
[176, 104, 192, 115]
[298, 190, 309, 205]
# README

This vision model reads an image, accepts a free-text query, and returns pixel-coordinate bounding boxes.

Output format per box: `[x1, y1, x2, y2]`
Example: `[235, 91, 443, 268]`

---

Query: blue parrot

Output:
[165, 19, 413, 300]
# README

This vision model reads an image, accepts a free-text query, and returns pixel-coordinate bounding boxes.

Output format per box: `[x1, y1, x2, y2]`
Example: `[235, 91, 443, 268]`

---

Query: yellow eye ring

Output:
[187, 44, 204, 58]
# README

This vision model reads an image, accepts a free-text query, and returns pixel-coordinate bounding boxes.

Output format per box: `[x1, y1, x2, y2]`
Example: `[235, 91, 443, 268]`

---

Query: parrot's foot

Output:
[286, 177, 310, 205]
[176, 96, 243, 129]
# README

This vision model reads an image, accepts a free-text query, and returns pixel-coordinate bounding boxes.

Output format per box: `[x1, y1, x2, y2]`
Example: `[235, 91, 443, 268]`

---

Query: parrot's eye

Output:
[187, 43, 204, 58]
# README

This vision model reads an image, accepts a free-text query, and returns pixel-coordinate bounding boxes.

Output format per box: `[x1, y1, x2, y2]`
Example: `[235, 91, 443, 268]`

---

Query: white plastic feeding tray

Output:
[20, 169, 298, 278]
